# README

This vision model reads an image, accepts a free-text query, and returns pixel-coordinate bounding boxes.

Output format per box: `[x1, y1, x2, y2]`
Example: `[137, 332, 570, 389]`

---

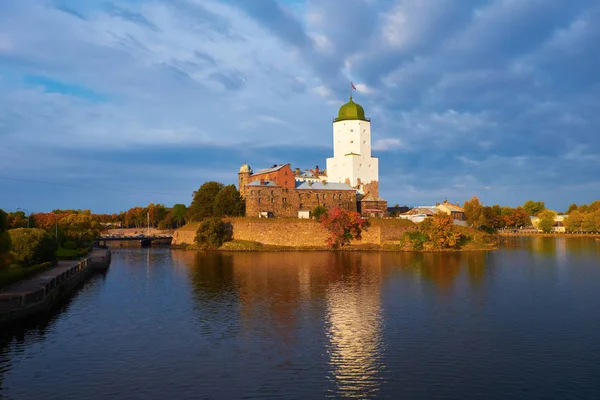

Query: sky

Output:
[1, 0, 599, 214]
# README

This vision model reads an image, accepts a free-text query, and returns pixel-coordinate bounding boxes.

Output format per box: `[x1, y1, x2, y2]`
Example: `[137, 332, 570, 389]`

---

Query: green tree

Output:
[9, 228, 57, 266]
[536, 210, 557, 233]
[523, 200, 546, 216]
[172, 204, 187, 227]
[195, 217, 232, 250]
[188, 181, 224, 221]
[312, 205, 328, 220]
[213, 185, 245, 217]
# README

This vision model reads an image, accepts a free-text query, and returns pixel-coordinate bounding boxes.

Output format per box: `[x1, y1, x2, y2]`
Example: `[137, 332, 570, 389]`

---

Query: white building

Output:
[326, 96, 379, 196]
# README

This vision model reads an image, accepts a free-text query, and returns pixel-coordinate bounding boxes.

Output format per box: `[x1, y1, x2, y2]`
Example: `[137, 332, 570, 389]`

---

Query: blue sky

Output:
[1, 0, 599, 213]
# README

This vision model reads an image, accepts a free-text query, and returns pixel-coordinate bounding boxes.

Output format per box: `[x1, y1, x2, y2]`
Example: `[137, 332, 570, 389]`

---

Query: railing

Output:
[0, 257, 91, 314]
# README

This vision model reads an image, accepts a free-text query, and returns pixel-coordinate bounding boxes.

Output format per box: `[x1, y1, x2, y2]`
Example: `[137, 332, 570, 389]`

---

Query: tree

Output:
[188, 181, 224, 221]
[463, 196, 483, 227]
[213, 185, 245, 217]
[565, 210, 584, 232]
[0, 209, 11, 268]
[419, 213, 465, 249]
[60, 213, 101, 245]
[536, 210, 557, 233]
[195, 217, 232, 250]
[172, 204, 187, 227]
[566, 203, 578, 214]
[523, 200, 546, 216]
[312, 205, 327, 220]
[320, 207, 368, 249]
[9, 228, 57, 266]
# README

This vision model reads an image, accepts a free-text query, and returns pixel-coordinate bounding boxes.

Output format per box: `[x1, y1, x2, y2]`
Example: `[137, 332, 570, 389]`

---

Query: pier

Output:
[0, 247, 111, 324]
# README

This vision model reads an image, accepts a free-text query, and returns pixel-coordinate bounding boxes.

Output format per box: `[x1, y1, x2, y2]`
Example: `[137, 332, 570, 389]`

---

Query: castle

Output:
[238, 96, 387, 218]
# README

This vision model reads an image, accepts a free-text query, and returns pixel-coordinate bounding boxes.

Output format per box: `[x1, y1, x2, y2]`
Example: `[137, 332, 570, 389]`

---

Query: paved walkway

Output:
[0, 248, 106, 295]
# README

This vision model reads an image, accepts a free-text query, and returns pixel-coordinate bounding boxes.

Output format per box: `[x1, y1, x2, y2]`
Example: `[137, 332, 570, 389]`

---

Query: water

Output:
[1, 237, 600, 399]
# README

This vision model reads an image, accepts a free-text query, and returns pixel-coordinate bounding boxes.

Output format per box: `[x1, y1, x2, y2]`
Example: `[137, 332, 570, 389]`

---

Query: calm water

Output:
[1, 237, 600, 399]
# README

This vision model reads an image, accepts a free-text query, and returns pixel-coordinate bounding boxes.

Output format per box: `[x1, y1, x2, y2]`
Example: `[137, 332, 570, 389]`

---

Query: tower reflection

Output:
[324, 253, 385, 398]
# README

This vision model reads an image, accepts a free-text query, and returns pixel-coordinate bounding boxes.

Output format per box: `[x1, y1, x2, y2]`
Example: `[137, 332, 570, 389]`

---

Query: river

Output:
[1, 237, 599, 399]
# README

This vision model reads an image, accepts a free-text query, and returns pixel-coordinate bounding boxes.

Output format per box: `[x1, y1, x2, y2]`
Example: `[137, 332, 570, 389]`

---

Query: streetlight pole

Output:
[16, 207, 30, 228]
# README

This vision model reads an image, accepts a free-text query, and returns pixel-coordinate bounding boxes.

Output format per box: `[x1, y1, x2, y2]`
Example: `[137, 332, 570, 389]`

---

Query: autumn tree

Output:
[60, 213, 102, 245]
[188, 181, 225, 221]
[566, 203, 578, 214]
[536, 210, 557, 233]
[523, 200, 546, 216]
[565, 210, 584, 232]
[320, 207, 368, 249]
[213, 185, 245, 217]
[419, 212, 465, 249]
[463, 196, 483, 227]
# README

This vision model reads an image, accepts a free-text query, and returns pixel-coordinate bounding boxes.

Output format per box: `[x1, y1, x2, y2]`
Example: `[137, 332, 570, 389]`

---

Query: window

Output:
[298, 193, 302, 199]
[283, 198, 287, 204]
[258, 198, 261, 204]
[350, 129, 354, 132]
[350, 140, 354, 144]
[299, 203, 303, 209]
[251, 190, 255, 194]
[323, 194, 326, 199]
[258, 190, 261, 195]
[271, 190, 274, 195]
[285, 181, 287, 186]
[271, 198, 274, 203]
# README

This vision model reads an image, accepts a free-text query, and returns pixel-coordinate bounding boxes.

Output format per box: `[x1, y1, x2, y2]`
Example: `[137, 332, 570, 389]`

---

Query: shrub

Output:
[62, 240, 78, 250]
[195, 218, 232, 250]
[9, 228, 57, 266]
[405, 230, 429, 250]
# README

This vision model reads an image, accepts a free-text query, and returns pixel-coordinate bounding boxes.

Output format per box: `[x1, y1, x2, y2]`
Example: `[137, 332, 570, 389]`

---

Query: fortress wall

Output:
[172, 218, 415, 248]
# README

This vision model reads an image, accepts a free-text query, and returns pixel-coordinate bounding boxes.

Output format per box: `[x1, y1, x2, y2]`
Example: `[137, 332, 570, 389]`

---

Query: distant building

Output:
[398, 201, 466, 224]
[530, 215, 567, 233]
[239, 96, 387, 218]
[436, 201, 465, 221]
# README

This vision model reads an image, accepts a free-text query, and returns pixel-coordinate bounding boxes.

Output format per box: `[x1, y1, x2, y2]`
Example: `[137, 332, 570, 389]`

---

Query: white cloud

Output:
[372, 138, 403, 151]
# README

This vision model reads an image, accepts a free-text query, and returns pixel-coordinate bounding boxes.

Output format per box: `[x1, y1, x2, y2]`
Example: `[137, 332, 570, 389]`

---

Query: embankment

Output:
[172, 218, 416, 248]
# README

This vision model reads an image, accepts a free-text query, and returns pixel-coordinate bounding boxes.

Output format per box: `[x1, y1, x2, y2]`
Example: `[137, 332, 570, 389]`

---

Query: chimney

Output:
[294, 168, 301, 175]
[260, 179, 265, 185]
[315, 165, 320, 175]
[272, 164, 277, 168]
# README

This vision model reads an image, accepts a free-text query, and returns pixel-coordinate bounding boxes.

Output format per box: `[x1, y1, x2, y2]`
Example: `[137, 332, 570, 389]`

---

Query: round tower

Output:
[238, 163, 252, 198]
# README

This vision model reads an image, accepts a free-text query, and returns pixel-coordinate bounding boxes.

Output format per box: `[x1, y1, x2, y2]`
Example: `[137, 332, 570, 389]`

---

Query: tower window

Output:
[350, 129, 353, 132]
[350, 140, 354, 144]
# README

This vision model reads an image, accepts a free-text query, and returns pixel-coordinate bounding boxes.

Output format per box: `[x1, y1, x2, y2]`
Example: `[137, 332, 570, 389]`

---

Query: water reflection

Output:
[324, 254, 385, 398]
[2, 239, 600, 399]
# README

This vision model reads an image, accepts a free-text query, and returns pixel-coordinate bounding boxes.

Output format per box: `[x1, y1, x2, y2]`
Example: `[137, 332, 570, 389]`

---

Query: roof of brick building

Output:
[294, 181, 355, 191]
[247, 180, 280, 187]
[251, 164, 289, 176]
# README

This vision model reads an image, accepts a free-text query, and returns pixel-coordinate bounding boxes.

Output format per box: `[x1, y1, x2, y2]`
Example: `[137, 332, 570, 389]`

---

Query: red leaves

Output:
[320, 207, 368, 249]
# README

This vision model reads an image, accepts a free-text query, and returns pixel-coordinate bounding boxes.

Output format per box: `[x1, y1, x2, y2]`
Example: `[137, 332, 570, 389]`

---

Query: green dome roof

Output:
[335, 96, 368, 122]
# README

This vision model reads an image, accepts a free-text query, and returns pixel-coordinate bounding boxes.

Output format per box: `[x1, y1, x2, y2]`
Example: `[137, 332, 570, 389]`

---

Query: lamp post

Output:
[16, 207, 30, 228]
[50, 212, 59, 244]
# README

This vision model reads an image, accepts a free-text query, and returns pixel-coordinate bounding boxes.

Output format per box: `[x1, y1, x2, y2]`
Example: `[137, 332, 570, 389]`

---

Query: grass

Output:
[55, 247, 90, 260]
[0, 262, 54, 290]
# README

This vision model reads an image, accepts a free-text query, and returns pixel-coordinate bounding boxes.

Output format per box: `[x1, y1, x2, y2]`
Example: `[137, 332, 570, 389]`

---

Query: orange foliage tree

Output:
[320, 207, 368, 249]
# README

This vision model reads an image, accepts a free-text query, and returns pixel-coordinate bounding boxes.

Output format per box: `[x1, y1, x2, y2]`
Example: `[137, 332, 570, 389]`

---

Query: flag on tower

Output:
[351, 81, 357, 90]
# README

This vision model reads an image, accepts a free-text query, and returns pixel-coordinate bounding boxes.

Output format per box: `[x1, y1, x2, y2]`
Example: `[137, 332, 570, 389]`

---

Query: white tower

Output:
[326, 96, 379, 196]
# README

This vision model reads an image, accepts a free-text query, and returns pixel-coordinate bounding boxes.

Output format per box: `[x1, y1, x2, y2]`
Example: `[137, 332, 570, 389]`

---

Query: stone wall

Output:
[171, 218, 415, 247]
[245, 187, 357, 218]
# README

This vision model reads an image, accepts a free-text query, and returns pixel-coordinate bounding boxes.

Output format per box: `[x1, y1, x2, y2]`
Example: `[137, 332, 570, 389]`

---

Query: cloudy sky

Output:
[1, 0, 599, 213]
